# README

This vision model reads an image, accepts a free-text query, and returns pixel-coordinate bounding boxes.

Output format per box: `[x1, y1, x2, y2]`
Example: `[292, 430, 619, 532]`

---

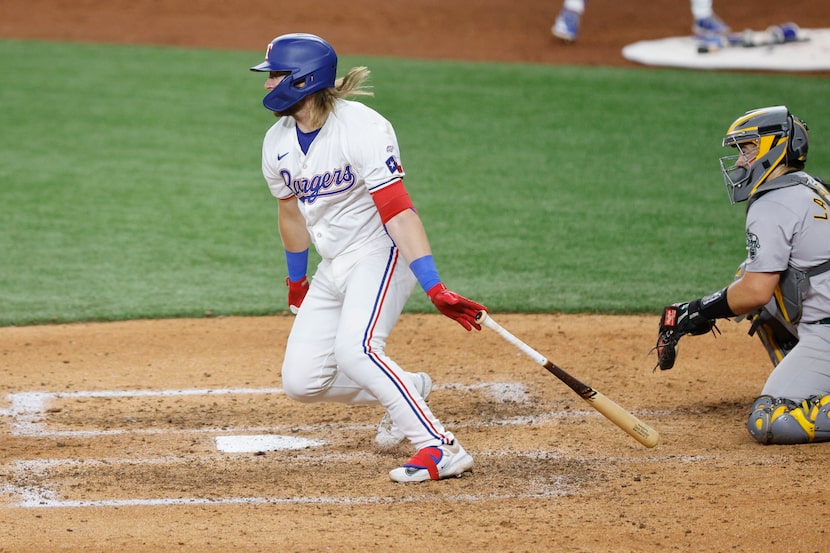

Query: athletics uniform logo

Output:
[746, 231, 760, 260]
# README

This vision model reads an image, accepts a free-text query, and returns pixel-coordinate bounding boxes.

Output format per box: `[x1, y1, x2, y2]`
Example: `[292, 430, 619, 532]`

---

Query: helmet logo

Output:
[264, 42, 273, 61]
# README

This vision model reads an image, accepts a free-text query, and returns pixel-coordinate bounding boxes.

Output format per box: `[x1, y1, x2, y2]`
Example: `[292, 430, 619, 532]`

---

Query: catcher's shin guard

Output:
[746, 307, 798, 367]
[813, 395, 830, 442]
[746, 395, 830, 444]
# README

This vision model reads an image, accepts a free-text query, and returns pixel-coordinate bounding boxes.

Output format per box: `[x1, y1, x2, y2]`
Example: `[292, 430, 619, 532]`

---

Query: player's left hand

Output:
[654, 301, 717, 370]
[427, 283, 487, 331]
[286, 276, 309, 315]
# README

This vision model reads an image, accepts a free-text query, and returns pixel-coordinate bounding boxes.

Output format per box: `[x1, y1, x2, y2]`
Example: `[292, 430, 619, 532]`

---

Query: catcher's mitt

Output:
[654, 301, 718, 371]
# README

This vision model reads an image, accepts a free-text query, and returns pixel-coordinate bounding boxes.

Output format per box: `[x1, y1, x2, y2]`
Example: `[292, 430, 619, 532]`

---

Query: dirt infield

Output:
[4, 0, 830, 67]
[6, 314, 827, 552]
[2, 1, 830, 552]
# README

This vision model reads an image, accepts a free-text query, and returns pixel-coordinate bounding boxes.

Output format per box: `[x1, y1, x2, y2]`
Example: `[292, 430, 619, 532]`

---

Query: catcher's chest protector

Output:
[751, 172, 830, 325]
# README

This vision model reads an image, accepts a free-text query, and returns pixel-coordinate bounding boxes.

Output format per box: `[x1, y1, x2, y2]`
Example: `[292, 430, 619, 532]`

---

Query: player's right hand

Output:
[427, 283, 487, 331]
[286, 276, 309, 315]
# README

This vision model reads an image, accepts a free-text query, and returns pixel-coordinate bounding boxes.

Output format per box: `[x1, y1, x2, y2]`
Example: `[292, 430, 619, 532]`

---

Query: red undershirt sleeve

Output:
[371, 179, 415, 224]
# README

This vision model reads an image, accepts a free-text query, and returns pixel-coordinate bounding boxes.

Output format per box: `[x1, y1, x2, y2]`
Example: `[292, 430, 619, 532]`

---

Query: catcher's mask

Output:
[250, 33, 337, 113]
[720, 105, 809, 204]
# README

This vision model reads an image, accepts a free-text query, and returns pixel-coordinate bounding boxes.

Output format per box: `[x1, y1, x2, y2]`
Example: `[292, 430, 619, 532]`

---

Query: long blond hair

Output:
[306, 66, 373, 129]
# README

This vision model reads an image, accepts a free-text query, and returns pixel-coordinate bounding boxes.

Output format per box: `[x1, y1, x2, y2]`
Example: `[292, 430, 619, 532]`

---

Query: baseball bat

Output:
[475, 311, 659, 448]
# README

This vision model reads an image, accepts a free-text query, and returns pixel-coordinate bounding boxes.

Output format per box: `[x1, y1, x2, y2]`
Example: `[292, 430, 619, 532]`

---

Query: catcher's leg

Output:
[746, 307, 798, 367]
[746, 394, 830, 444]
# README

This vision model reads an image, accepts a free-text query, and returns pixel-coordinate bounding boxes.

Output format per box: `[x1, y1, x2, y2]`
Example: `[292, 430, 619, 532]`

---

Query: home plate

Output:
[622, 28, 830, 71]
[216, 435, 326, 453]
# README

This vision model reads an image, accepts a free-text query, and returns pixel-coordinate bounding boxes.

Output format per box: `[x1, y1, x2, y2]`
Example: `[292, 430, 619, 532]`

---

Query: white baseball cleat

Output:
[389, 441, 474, 483]
[551, 8, 581, 42]
[375, 372, 433, 449]
[692, 13, 730, 39]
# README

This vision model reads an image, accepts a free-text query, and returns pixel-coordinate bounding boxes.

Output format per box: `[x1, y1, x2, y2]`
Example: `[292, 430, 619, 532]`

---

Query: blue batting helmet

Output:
[250, 33, 338, 112]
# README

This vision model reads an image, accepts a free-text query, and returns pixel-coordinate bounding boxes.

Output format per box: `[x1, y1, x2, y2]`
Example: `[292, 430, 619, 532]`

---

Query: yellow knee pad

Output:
[746, 395, 830, 444]
[814, 394, 830, 441]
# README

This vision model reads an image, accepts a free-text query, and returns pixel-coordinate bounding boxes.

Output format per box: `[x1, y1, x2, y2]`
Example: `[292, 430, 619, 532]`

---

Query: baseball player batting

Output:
[251, 33, 486, 483]
[655, 106, 830, 445]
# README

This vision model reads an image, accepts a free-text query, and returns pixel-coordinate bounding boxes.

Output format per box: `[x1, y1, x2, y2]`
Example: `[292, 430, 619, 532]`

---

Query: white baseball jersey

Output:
[261, 99, 404, 260]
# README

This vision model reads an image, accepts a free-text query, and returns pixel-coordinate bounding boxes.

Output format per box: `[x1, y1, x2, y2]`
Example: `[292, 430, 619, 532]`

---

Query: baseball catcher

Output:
[655, 106, 830, 445]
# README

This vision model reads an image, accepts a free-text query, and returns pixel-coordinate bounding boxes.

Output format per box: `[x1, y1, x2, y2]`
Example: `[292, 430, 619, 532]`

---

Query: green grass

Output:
[1, 39, 829, 325]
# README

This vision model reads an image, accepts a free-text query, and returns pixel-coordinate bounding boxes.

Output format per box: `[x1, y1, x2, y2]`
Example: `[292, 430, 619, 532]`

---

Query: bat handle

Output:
[476, 310, 550, 367]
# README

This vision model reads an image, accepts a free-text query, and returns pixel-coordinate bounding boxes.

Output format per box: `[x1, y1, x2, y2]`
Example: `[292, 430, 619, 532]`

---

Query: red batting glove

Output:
[427, 283, 488, 331]
[286, 276, 309, 314]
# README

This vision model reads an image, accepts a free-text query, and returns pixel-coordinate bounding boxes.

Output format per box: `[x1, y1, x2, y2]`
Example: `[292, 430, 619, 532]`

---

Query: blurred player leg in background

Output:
[691, 0, 730, 39]
[551, 0, 585, 43]
[552, 0, 731, 43]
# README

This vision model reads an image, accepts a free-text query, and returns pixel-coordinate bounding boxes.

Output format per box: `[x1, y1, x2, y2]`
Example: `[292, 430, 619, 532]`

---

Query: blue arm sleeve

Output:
[285, 249, 309, 282]
[409, 255, 442, 293]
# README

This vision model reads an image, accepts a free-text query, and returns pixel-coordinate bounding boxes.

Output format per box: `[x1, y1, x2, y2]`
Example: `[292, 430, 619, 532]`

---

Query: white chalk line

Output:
[0, 383, 535, 437]
[0, 387, 285, 436]
[1, 451, 710, 509]
[0, 383, 663, 438]
[0, 383, 667, 510]
[6, 450, 711, 472]
[0, 410, 646, 439]
[2, 491, 565, 509]
[1, 451, 569, 509]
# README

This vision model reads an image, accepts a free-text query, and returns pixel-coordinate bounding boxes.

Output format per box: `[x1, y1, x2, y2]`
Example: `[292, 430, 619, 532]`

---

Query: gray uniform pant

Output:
[761, 322, 830, 400]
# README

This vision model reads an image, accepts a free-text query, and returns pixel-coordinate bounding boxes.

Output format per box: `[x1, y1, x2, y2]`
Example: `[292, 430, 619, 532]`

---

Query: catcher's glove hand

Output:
[654, 301, 718, 371]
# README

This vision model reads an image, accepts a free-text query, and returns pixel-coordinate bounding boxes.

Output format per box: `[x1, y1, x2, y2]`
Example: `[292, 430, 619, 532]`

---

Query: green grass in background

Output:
[1, 39, 829, 325]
